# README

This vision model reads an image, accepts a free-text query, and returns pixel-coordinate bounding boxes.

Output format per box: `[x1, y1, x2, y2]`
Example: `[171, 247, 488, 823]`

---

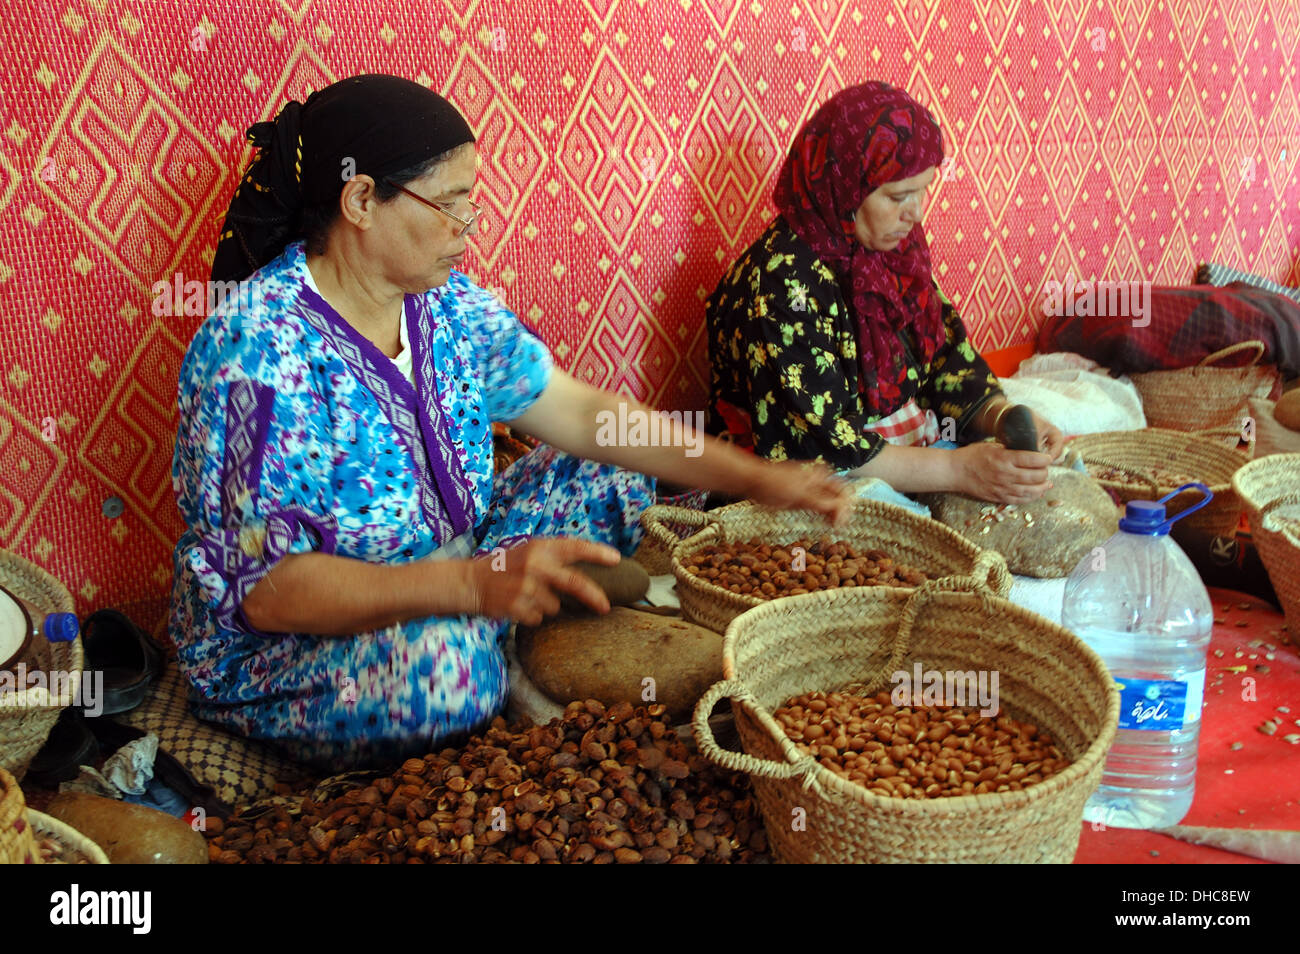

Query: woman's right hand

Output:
[742, 458, 856, 527]
[951, 442, 1054, 504]
[463, 537, 622, 625]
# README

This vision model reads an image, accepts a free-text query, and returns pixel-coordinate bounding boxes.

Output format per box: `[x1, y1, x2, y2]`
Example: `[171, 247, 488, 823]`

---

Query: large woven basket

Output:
[643, 500, 1012, 634]
[1131, 340, 1279, 431]
[0, 767, 38, 864]
[1069, 428, 1249, 544]
[693, 580, 1119, 863]
[1232, 454, 1300, 631]
[0, 551, 83, 782]
[635, 492, 711, 576]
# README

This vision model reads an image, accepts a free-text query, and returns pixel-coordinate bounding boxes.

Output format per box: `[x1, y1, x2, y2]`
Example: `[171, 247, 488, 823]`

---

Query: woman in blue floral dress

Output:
[172, 74, 851, 770]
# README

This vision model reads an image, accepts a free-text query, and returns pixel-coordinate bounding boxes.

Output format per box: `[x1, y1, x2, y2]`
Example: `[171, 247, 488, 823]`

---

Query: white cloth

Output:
[102, 733, 159, 795]
[59, 734, 161, 798]
[1002, 352, 1146, 435]
[302, 263, 414, 384]
[644, 574, 680, 608]
[1006, 575, 1068, 627]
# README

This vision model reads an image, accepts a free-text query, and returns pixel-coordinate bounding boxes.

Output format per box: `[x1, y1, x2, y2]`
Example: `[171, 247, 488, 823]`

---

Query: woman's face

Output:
[367, 142, 480, 291]
[853, 165, 937, 252]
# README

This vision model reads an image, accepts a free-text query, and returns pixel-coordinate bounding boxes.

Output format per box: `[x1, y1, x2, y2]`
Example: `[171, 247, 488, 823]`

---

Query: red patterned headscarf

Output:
[774, 82, 945, 415]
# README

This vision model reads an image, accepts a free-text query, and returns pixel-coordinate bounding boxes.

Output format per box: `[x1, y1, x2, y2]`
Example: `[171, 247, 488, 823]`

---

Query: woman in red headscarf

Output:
[705, 82, 1064, 504]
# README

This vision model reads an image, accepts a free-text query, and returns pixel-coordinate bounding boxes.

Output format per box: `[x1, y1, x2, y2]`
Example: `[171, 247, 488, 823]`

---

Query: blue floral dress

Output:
[170, 241, 655, 770]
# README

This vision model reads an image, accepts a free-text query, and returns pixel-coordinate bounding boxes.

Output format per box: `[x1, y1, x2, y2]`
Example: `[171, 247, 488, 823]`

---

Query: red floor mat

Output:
[1074, 588, 1299, 864]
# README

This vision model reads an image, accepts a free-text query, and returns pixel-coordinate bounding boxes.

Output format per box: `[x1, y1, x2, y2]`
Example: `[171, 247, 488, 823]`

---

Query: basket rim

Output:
[718, 586, 1121, 815]
[668, 497, 994, 609]
[26, 808, 111, 864]
[1231, 453, 1300, 510]
[1070, 427, 1249, 493]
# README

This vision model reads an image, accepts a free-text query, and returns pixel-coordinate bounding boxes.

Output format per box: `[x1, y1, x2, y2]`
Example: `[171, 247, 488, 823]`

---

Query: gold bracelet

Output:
[989, 401, 1011, 437]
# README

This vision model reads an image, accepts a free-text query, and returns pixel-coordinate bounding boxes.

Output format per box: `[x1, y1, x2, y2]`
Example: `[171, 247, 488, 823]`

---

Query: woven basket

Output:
[1131, 340, 1278, 431]
[644, 500, 1011, 635]
[1232, 454, 1300, 631]
[27, 809, 110, 864]
[636, 499, 714, 576]
[1069, 428, 1249, 543]
[693, 579, 1119, 863]
[0, 767, 38, 864]
[0, 551, 83, 782]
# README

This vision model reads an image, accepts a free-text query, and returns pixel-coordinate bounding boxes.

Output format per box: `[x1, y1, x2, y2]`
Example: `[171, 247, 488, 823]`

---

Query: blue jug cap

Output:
[1117, 482, 1214, 536]
[42, 612, 79, 642]
[1119, 500, 1169, 535]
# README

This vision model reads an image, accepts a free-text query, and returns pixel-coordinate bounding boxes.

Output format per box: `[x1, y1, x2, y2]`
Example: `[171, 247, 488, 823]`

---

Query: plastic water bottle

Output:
[1, 585, 77, 675]
[16, 595, 79, 643]
[28, 606, 79, 643]
[1061, 484, 1214, 829]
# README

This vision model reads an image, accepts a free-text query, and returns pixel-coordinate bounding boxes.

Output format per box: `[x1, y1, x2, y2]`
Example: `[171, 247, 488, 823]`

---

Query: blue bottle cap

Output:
[42, 612, 79, 642]
[1119, 500, 1169, 535]
[1118, 483, 1215, 536]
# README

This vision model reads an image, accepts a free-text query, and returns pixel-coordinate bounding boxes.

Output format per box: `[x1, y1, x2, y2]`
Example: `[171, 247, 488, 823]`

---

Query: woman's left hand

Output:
[744, 459, 856, 526]
[1030, 411, 1066, 462]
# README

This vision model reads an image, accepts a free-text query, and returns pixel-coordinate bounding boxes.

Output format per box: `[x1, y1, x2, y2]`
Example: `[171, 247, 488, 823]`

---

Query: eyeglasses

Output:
[386, 180, 482, 236]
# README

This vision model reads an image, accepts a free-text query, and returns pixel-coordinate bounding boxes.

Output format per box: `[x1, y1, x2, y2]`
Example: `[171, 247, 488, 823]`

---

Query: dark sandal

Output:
[80, 609, 165, 716]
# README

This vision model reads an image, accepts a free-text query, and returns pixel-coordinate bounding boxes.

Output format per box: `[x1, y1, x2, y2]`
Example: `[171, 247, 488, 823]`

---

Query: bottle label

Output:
[1115, 671, 1204, 731]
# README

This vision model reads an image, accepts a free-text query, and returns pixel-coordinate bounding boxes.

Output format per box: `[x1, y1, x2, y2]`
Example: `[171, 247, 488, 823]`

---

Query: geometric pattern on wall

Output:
[1, 0, 1297, 624]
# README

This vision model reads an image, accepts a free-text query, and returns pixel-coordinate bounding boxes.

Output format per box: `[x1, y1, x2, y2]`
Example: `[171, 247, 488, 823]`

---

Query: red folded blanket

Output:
[1037, 282, 1300, 379]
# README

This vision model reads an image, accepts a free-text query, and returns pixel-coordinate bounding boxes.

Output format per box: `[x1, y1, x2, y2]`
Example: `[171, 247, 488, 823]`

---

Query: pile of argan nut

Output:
[776, 690, 1070, 799]
[204, 700, 770, 864]
[1088, 463, 1197, 489]
[683, 539, 928, 598]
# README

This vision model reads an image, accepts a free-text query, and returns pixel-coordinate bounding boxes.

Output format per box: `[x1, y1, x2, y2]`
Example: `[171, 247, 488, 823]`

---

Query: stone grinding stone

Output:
[919, 466, 1120, 578]
[45, 792, 209, 864]
[558, 557, 651, 613]
[516, 607, 722, 722]
[998, 404, 1040, 452]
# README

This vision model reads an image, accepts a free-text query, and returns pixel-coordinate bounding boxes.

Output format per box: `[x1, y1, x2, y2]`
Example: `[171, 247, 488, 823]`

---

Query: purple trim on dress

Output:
[220, 379, 276, 519]
[407, 295, 477, 527]
[197, 507, 339, 636]
[290, 283, 472, 543]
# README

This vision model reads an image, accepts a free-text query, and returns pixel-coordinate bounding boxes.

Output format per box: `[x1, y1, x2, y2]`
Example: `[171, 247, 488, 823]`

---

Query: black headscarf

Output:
[211, 74, 476, 284]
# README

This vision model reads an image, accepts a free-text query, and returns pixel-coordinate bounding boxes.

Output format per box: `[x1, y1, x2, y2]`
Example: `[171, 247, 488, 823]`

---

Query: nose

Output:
[463, 201, 483, 238]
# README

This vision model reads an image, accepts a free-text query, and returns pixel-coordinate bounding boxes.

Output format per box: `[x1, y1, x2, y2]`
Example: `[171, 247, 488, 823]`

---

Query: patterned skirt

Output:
[176, 445, 655, 772]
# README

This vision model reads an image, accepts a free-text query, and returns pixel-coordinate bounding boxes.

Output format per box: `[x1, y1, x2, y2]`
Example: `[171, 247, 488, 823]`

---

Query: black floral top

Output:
[705, 220, 1003, 470]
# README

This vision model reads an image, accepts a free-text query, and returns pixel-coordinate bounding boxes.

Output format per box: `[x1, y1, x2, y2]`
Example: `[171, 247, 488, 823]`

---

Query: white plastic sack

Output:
[1002, 352, 1147, 436]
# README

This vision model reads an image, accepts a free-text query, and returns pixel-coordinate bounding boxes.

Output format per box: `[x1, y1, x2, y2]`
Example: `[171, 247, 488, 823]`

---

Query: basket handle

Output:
[639, 504, 717, 551]
[1197, 340, 1266, 368]
[866, 575, 998, 692]
[971, 547, 1012, 595]
[692, 679, 823, 784]
[1193, 426, 1249, 447]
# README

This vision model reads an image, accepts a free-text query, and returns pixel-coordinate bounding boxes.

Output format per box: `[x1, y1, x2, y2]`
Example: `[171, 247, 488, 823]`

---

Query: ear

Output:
[338, 174, 379, 230]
